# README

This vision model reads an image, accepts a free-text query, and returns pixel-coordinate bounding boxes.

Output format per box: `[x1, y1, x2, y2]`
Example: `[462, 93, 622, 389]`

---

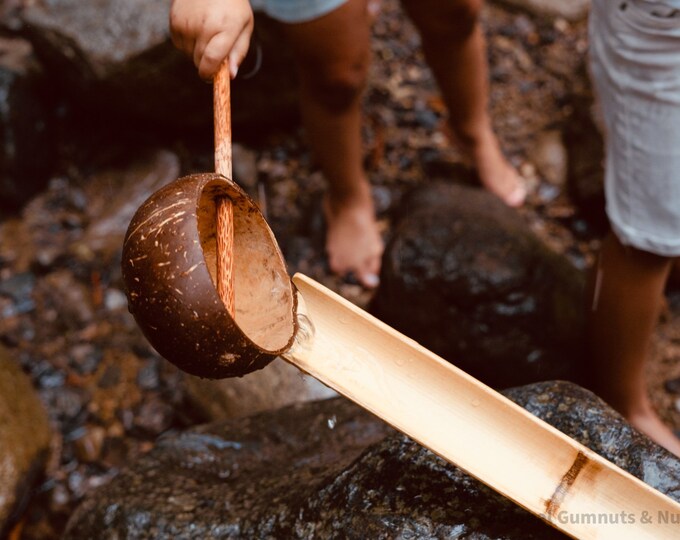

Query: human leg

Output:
[281, 0, 382, 288]
[586, 0, 680, 455]
[400, 0, 524, 207]
[587, 233, 680, 456]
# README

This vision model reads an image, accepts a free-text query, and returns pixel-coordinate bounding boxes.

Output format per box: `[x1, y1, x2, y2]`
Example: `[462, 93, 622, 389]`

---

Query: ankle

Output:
[447, 120, 494, 151]
[326, 181, 373, 210]
[614, 397, 656, 421]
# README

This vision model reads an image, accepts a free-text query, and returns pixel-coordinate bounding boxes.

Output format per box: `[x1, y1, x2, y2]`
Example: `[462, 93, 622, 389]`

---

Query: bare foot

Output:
[446, 124, 526, 207]
[628, 407, 680, 458]
[323, 186, 383, 289]
[471, 132, 526, 207]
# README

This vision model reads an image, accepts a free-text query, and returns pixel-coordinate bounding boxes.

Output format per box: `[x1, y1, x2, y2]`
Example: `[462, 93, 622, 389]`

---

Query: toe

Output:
[504, 182, 527, 208]
[359, 272, 380, 289]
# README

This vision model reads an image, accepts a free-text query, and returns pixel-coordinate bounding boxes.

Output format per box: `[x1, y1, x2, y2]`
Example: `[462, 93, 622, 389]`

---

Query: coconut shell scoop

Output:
[122, 64, 298, 378]
[121, 65, 680, 540]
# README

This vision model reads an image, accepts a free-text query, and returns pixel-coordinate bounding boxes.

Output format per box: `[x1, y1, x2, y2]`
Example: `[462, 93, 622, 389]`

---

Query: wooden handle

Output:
[286, 274, 680, 540]
[214, 63, 235, 315]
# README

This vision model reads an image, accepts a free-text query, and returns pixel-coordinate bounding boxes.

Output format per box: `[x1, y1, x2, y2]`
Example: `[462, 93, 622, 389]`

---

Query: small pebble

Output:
[665, 377, 680, 395]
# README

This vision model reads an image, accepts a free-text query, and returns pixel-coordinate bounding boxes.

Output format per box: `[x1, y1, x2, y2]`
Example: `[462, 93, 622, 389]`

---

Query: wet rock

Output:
[528, 129, 567, 187]
[371, 182, 586, 389]
[64, 397, 393, 539]
[506, 382, 680, 501]
[497, 0, 590, 21]
[43, 385, 87, 426]
[79, 149, 180, 263]
[103, 288, 128, 312]
[132, 398, 174, 437]
[69, 343, 101, 376]
[665, 376, 680, 395]
[0, 272, 35, 316]
[18, 0, 298, 132]
[18, 177, 89, 268]
[63, 381, 680, 539]
[135, 359, 160, 391]
[73, 425, 106, 463]
[34, 270, 95, 332]
[184, 358, 337, 421]
[0, 36, 55, 210]
[0, 345, 51, 536]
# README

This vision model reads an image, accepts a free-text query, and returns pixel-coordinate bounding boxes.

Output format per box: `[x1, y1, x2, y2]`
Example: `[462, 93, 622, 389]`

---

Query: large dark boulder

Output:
[63, 381, 680, 539]
[0, 36, 55, 210]
[371, 183, 586, 389]
[18, 0, 298, 133]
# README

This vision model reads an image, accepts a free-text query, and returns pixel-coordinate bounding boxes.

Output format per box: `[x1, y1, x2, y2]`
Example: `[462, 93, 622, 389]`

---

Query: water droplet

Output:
[471, 398, 481, 408]
[294, 313, 315, 349]
[327, 415, 337, 429]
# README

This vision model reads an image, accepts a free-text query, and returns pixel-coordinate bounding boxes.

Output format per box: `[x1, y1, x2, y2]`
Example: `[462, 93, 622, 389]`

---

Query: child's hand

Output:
[170, 0, 254, 80]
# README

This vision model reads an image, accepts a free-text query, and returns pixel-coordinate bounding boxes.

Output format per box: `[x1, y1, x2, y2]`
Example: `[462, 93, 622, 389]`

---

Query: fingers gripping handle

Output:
[214, 63, 235, 315]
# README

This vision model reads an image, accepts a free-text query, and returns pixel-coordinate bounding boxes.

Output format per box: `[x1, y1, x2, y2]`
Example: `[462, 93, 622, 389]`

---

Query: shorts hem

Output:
[251, 0, 347, 23]
[611, 220, 680, 257]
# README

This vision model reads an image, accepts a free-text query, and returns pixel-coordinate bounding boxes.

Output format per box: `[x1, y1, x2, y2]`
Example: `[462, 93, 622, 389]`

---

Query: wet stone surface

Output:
[64, 381, 680, 539]
[372, 182, 586, 389]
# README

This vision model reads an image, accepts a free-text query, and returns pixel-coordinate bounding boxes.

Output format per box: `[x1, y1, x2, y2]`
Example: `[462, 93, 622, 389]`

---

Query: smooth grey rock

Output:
[0, 345, 51, 536]
[18, 0, 298, 131]
[0, 36, 55, 210]
[371, 182, 586, 389]
[20, 0, 203, 128]
[63, 381, 680, 539]
[496, 0, 590, 21]
[529, 129, 567, 187]
[185, 357, 337, 421]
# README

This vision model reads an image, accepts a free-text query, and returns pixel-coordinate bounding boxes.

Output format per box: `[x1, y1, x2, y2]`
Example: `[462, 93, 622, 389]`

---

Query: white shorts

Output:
[250, 0, 348, 23]
[589, 0, 680, 256]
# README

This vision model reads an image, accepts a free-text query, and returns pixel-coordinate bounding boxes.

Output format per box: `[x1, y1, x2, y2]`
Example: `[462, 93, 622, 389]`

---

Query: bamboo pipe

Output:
[286, 274, 680, 540]
[214, 63, 235, 315]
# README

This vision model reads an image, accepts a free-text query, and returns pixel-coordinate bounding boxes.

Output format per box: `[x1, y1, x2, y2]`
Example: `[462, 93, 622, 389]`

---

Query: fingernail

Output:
[368, 0, 381, 16]
[229, 56, 239, 79]
[363, 274, 380, 288]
